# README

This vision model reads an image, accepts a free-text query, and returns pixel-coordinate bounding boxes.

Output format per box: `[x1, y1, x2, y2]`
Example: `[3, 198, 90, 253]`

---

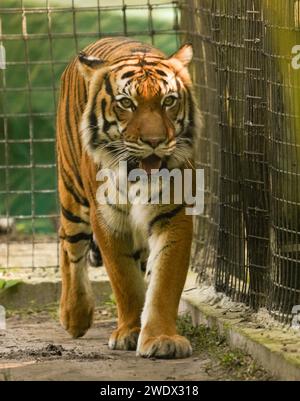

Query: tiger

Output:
[56, 36, 202, 359]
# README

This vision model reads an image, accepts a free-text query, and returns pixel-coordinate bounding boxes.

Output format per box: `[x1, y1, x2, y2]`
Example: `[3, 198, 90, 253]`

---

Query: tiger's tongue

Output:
[140, 155, 162, 175]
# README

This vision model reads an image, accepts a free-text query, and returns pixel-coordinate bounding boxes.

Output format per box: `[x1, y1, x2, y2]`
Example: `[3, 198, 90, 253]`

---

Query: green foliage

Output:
[0, 278, 21, 293]
[104, 293, 117, 314]
[177, 314, 226, 353]
[177, 314, 272, 380]
[220, 351, 244, 368]
[5, 301, 58, 318]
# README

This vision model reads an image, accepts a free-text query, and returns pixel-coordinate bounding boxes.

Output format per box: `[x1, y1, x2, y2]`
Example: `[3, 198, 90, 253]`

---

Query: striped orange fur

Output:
[56, 37, 202, 358]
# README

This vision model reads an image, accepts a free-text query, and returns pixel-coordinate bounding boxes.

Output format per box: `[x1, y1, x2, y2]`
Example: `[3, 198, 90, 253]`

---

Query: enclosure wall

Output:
[182, 0, 300, 323]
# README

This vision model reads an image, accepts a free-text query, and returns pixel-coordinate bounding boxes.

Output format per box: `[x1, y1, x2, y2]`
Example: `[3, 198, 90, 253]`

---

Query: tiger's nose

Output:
[141, 137, 165, 148]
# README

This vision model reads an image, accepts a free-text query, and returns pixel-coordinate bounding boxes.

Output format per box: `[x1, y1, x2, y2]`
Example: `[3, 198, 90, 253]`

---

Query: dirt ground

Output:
[0, 305, 274, 381]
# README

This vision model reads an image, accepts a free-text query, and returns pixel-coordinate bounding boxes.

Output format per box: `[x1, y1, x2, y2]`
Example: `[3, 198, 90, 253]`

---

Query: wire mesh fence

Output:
[1, 0, 299, 324]
[0, 0, 180, 269]
[183, 0, 300, 323]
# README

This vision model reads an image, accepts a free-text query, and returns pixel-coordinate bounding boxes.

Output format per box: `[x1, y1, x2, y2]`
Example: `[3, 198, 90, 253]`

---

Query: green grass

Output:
[0, 0, 179, 233]
[177, 314, 273, 380]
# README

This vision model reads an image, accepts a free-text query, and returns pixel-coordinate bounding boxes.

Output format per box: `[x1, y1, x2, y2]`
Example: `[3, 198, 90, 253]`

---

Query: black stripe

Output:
[132, 250, 141, 260]
[90, 237, 99, 253]
[148, 205, 184, 235]
[60, 232, 92, 243]
[63, 71, 84, 189]
[130, 46, 153, 53]
[61, 204, 89, 224]
[155, 69, 167, 77]
[104, 75, 114, 97]
[70, 254, 86, 264]
[141, 261, 147, 272]
[112, 62, 141, 73]
[123, 250, 141, 261]
[61, 166, 90, 208]
[88, 239, 102, 267]
[139, 61, 165, 67]
[101, 98, 109, 132]
[112, 60, 168, 73]
[181, 128, 194, 140]
[176, 118, 185, 132]
[74, 169, 84, 191]
[121, 70, 135, 79]
[89, 92, 99, 147]
[78, 52, 104, 68]
[86, 38, 115, 58]
[180, 86, 187, 129]
[100, 40, 142, 59]
[101, 98, 117, 135]
[111, 54, 164, 65]
[85, 40, 112, 59]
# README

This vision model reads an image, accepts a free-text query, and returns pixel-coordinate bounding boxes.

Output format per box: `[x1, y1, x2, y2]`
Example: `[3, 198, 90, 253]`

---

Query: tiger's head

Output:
[79, 42, 201, 173]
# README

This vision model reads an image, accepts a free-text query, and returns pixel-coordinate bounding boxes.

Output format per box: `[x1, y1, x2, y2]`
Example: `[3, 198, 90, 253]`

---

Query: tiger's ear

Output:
[168, 43, 193, 67]
[77, 51, 106, 81]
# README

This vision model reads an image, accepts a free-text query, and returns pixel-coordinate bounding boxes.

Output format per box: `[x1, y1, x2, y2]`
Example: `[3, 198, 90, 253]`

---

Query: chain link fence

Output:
[183, 0, 300, 323]
[0, 0, 180, 269]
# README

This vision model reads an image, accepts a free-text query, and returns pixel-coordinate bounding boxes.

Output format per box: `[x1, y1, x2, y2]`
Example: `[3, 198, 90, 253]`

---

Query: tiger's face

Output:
[79, 43, 199, 173]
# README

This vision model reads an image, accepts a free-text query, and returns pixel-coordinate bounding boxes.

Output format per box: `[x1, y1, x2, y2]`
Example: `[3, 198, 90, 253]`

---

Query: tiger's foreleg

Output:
[59, 205, 95, 338]
[91, 209, 145, 351]
[137, 209, 193, 358]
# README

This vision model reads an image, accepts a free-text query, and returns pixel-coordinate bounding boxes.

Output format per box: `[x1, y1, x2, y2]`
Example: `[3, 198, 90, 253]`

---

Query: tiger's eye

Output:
[119, 97, 133, 109]
[163, 96, 177, 107]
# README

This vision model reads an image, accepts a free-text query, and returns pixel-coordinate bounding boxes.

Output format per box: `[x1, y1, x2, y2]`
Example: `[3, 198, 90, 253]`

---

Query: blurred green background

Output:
[0, 0, 180, 234]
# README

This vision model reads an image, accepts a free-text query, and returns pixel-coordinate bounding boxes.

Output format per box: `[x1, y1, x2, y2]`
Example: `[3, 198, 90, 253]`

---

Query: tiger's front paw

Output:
[108, 326, 140, 351]
[60, 296, 94, 339]
[137, 334, 192, 359]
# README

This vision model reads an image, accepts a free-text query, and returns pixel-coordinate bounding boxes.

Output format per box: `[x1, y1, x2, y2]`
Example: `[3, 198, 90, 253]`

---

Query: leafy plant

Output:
[0, 279, 21, 294]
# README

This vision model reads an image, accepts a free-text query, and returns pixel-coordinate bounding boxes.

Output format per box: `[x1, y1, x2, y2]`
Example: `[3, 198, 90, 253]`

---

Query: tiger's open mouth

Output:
[139, 154, 163, 175]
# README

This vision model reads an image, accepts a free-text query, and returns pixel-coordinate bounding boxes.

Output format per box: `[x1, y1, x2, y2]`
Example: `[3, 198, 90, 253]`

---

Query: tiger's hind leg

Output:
[87, 235, 102, 267]
[59, 205, 95, 339]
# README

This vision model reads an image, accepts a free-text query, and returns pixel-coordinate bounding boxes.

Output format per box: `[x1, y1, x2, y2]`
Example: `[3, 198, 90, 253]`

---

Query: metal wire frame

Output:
[0, 0, 180, 270]
[182, 0, 300, 323]
[181, 0, 220, 287]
